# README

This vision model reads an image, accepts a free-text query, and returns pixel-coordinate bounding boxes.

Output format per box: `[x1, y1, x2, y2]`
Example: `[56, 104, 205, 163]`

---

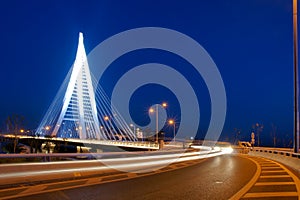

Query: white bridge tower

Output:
[36, 33, 102, 139]
[36, 32, 137, 142]
[51, 32, 100, 139]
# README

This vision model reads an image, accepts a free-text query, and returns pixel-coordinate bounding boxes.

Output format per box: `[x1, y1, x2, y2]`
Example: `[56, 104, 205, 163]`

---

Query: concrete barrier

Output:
[252, 147, 300, 158]
[249, 148, 300, 176]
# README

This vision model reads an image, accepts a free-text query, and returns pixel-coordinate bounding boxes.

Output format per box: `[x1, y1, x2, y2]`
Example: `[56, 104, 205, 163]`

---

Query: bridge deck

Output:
[1, 135, 159, 150]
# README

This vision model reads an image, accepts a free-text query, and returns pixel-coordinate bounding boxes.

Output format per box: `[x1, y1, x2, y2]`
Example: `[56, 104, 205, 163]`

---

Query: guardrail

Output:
[0, 153, 94, 162]
[0, 148, 195, 163]
[252, 147, 300, 159]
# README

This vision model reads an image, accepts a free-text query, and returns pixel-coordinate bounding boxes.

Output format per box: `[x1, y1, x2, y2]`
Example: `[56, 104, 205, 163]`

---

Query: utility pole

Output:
[293, 0, 299, 153]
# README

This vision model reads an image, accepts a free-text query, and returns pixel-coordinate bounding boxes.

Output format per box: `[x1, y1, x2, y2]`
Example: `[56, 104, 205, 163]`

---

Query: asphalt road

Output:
[12, 154, 257, 200]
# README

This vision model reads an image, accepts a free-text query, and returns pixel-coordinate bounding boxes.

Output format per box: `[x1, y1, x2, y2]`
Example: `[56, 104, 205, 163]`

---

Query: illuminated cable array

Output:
[35, 33, 137, 141]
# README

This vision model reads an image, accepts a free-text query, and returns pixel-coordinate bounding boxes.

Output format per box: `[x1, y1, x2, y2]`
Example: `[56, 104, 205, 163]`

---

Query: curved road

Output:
[11, 155, 257, 200]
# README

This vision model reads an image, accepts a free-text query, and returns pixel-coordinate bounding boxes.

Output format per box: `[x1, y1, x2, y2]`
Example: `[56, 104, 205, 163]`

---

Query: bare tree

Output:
[270, 123, 277, 147]
[234, 128, 241, 145]
[5, 114, 24, 153]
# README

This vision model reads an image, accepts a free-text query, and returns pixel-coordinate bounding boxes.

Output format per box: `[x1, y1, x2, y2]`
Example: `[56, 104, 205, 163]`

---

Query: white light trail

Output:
[0, 149, 224, 180]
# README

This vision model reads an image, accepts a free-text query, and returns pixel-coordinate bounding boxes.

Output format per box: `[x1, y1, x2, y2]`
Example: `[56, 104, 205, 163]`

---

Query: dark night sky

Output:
[0, 0, 296, 146]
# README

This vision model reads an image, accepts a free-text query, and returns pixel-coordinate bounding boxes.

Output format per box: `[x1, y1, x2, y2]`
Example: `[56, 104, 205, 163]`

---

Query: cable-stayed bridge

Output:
[34, 33, 158, 150]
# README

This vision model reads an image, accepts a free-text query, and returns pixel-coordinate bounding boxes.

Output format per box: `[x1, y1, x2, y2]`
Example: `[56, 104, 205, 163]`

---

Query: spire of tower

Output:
[49, 32, 102, 139]
[79, 32, 83, 43]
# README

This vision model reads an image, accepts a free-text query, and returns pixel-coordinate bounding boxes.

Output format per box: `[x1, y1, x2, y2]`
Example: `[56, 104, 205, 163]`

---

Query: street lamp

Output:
[168, 119, 176, 142]
[44, 126, 50, 135]
[136, 128, 143, 141]
[253, 123, 263, 147]
[149, 102, 167, 143]
[130, 123, 136, 136]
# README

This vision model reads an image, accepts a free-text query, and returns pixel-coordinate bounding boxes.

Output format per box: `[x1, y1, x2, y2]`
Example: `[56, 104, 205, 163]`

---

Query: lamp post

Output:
[149, 102, 167, 143]
[103, 116, 113, 139]
[130, 123, 136, 136]
[45, 126, 50, 135]
[293, 0, 299, 153]
[136, 128, 143, 141]
[168, 119, 176, 142]
[253, 123, 263, 147]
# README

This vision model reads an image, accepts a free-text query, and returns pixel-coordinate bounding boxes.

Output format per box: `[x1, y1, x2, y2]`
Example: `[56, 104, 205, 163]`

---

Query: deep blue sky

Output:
[0, 0, 296, 146]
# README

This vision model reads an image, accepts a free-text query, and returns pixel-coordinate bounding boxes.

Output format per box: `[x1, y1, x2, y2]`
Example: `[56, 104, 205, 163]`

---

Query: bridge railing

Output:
[249, 147, 300, 175]
[1, 134, 160, 150]
[76, 139, 160, 149]
[0, 148, 196, 163]
[252, 147, 300, 159]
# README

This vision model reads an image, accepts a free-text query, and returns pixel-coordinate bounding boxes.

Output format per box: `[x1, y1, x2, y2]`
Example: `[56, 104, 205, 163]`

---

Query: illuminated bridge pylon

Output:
[52, 32, 101, 139]
[36, 33, 137, 141]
